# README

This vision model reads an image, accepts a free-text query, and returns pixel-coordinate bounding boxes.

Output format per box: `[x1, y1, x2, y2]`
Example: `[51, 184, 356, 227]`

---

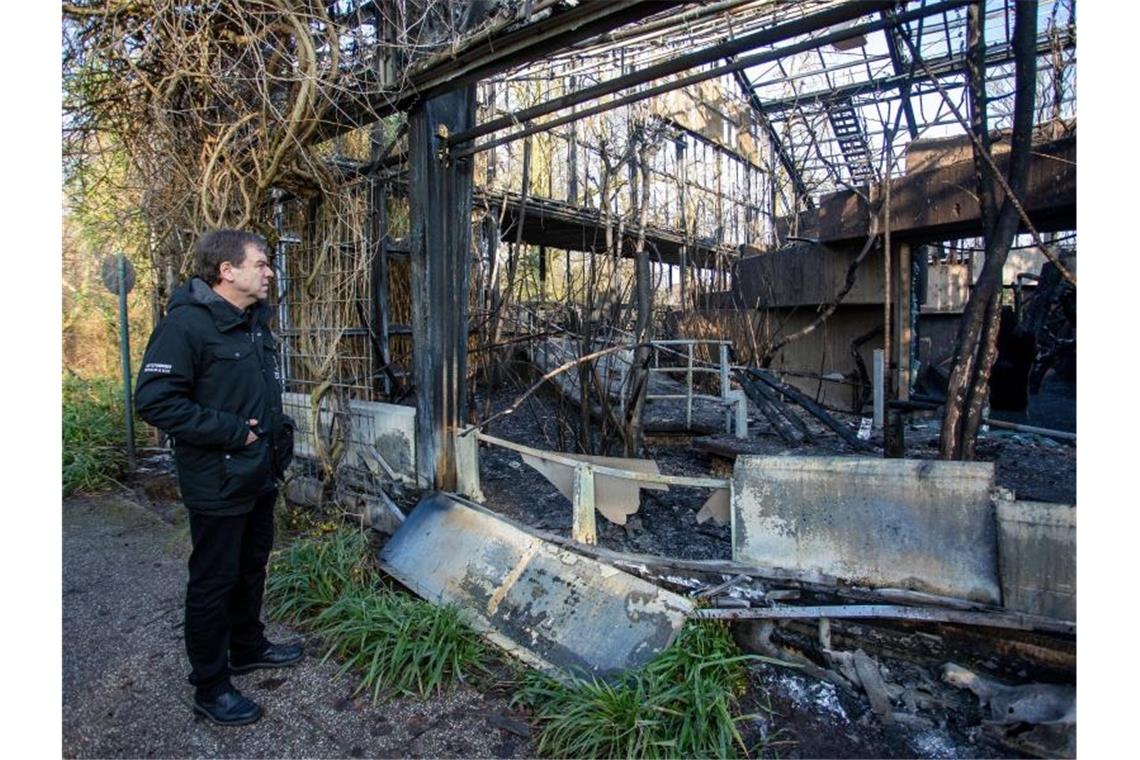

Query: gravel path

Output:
[62, 491, 534, 759]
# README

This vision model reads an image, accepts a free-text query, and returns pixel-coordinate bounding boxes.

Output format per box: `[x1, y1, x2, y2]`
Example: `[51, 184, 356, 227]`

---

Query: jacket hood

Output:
[167, 278, 271, 331]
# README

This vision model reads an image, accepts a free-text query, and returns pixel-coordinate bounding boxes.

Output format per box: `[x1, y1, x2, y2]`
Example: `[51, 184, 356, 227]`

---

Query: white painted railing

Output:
[644, 339, 735, 431]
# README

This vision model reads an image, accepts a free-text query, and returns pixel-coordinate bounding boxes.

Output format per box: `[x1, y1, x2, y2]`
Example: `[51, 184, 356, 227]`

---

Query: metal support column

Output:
[896, 242, 913, 403]
[885, 240, 907, 457]
[409, 85, 476, 489]
[368, 133, 393, 397]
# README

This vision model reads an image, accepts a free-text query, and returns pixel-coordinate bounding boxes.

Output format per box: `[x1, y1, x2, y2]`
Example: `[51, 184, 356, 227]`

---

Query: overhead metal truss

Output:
[318, 0, 1075, 217]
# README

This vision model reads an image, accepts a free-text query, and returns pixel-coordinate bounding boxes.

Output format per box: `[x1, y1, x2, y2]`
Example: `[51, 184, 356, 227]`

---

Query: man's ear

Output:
[219, 261, 234, 282]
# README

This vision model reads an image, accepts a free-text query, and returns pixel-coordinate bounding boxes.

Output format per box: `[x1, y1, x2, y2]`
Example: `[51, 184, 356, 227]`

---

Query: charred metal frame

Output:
[278, 0, 1076, 490]
[408, 88, 476, 489]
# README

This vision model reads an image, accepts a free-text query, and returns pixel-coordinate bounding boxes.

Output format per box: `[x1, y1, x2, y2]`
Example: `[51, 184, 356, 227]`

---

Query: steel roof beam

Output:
[881, 8, 920, 140]
[449, 1, 896, 147]
[449, 0, 971, 160]
[757, 30, 1074, 116]
[313, 1, 673, 142]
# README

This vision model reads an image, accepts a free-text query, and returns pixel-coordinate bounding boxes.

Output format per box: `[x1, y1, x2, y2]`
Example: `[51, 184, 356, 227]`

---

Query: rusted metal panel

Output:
[732, 456, 1001, 604]
[379, 493, 693, 678]
[733, 242, 888, 308]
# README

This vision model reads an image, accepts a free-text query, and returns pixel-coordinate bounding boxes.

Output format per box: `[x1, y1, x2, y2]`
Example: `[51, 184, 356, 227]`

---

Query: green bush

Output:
[265, 526, 491, 701]
[517, 619, 770, 759]
[62, 374, 138, 496]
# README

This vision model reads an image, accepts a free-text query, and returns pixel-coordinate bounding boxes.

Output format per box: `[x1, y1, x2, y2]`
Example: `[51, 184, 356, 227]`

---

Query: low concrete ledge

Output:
[732, 456, 1001, 604]
[282, 392, 417, 483]
[996, 500, 1075, 622]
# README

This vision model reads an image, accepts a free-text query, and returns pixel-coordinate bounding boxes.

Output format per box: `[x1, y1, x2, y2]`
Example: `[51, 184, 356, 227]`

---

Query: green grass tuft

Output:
[264, 526, 376, 624]
[517, 619, 767, 759]
[315, 582, 489, 701]
[63, 374, 140, 496]
[265, 526, 491, 701]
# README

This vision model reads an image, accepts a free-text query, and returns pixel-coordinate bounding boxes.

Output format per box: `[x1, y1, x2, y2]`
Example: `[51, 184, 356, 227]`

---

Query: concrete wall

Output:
[996, 500, 1076, 621]
[282, 392, 417, 484]
[916, 311, 963, 368]
[732, 243, 886, 309]
[732, 456, 1001, 604]
[904, 121, 1074, 174]
[790, 135, 1075, 245]
[657, 79, 762, 164]
[923, 262, 969, 312]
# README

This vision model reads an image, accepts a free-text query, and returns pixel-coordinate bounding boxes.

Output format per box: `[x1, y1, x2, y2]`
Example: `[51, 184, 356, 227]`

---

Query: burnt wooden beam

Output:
[789, 134, 1075, 245]
[744, 368, 871, 452]
[736, 371, 809, 445]
[408, 87, 476, 490]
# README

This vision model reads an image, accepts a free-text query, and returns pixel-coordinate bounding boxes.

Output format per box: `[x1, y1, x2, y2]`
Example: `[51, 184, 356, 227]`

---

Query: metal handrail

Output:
[509, 303, 737, 431]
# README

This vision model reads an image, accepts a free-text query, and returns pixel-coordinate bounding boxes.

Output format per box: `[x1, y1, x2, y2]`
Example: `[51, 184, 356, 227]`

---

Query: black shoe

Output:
[192, 688, 262, 726]
[230, 641, 304, 674]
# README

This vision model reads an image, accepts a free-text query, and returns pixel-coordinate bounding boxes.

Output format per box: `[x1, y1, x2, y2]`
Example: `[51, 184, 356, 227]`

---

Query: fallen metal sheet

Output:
[378, 492, 693, 678]
[521, 451, 667, 525]
[733, 456, 1001, 604]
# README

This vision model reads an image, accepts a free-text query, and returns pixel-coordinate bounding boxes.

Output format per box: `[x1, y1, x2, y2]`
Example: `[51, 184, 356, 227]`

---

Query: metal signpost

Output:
[100, 253, 136, 471]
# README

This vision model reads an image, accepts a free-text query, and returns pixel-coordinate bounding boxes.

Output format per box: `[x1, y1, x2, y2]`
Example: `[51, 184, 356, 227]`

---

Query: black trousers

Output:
[185, 489, 276, 698]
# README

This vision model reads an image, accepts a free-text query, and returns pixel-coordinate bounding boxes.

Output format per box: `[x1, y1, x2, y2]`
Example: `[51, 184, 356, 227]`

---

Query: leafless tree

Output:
[940, 0, 1039, 460]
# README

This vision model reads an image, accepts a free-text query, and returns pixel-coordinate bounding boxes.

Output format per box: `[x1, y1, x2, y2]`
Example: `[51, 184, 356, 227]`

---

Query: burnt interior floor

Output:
[474, 372, 1075, 563]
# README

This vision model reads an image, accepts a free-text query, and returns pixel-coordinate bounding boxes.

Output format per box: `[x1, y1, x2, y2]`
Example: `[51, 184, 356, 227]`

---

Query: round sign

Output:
[100, 253, 136, 295]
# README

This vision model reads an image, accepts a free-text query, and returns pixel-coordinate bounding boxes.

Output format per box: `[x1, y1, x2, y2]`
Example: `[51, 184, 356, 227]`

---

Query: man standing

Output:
[136, 229, 302, 726]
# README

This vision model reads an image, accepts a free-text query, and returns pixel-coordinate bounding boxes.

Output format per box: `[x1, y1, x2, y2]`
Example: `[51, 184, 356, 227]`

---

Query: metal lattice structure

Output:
[63, 0, 1078, 487]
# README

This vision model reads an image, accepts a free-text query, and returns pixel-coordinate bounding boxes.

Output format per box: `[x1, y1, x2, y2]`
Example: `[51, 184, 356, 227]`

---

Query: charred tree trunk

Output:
[940, 0, 1038, 460]
[577, 148, 615, 455]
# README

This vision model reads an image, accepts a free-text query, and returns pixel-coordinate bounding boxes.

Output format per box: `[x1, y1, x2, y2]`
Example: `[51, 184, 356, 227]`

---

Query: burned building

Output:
[64, 0, 1079, 756]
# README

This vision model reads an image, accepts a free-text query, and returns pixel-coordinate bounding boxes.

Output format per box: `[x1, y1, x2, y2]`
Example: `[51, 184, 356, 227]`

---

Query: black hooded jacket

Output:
[135, 278, 285, 514]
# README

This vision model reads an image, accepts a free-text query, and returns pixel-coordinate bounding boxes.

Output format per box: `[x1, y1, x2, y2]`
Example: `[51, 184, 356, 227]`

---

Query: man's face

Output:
[222, 244, 274, 306]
